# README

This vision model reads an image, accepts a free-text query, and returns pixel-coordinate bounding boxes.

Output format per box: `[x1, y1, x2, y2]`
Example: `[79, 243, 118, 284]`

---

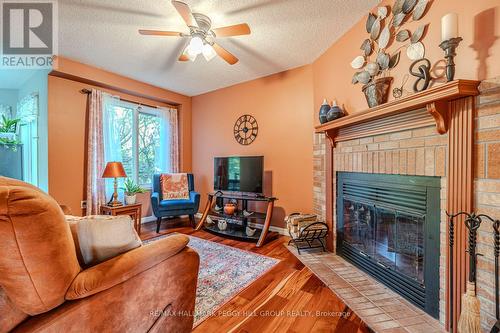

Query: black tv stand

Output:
[195, 192, 278, 247]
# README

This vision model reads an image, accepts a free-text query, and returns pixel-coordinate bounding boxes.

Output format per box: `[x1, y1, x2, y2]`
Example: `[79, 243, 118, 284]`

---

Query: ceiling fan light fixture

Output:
[202, 43, 216, 61]
[138, 1, 249, 65]
[185, 48, 198, 61]
[188, 35, 204, 55]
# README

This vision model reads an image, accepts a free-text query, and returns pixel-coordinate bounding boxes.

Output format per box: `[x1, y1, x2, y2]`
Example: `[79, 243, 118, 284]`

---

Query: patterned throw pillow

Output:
[160, 173, 190, 200]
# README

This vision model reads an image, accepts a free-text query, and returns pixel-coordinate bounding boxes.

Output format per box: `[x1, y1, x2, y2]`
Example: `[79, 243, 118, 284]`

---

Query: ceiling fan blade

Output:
[171, 0, 198, 28]
[212, 43, 239, 65]
[178, 39, 191, 61]
[212, 23, 251, 37]
[139, 29, 182, 36]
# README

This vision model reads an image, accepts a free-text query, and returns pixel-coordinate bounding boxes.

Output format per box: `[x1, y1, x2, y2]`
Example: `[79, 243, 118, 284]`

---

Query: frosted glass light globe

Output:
[202, 44, 216, 61]
[189, 36, 203, 54]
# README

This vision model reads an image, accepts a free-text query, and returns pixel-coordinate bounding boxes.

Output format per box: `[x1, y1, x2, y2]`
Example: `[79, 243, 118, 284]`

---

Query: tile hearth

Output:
[286, 246, 445, 333]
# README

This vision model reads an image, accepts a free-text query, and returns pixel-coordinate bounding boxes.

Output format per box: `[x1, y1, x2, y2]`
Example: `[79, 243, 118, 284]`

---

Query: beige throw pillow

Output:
[66, 215, 142, 267]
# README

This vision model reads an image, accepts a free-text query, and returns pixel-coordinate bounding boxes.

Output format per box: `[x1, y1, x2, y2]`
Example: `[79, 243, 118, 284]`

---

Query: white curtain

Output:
[158, 106, 179, 173]
[86, 89, 107, 215]
[17, 94, 38, 122]
[0, 104, 12, 119]
[17, 93, 39, 185]
[102, 95, 131, 199]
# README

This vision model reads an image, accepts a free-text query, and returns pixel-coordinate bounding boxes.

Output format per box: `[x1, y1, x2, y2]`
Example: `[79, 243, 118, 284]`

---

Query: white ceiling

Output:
[59, 0, 379, 96]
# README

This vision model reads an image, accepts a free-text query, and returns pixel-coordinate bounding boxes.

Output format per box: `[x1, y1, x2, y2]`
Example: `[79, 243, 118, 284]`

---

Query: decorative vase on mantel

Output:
[326, 100, 345, 122]
[362, 77, 393, 108]
[318, 98, 331, 124]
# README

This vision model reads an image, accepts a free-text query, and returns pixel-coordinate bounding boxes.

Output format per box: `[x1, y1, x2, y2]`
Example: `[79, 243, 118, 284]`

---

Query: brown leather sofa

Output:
[0, 177, 200, 332]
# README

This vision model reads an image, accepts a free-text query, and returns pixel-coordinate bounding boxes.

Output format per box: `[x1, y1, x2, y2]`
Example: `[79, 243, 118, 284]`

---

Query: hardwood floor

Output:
[141, 218, 372, 333]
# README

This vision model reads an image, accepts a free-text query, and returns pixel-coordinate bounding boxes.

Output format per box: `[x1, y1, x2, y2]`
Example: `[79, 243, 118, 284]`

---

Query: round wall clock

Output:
[234, 114, 258, 145]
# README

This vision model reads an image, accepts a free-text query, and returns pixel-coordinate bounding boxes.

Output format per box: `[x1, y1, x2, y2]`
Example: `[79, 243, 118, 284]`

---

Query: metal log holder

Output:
[447, 212, 500, 332]
[286, 212, 329, 254]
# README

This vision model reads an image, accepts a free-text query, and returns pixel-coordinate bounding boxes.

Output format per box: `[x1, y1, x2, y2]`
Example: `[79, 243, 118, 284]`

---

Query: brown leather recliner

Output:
[0, 177, 200, 332]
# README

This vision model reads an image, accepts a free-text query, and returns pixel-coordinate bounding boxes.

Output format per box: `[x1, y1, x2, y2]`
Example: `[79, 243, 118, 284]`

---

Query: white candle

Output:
[441, 13, 458, 42]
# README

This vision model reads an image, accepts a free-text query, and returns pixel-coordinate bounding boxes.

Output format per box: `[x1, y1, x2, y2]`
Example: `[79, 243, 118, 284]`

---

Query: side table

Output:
[100, 203, 142, 235]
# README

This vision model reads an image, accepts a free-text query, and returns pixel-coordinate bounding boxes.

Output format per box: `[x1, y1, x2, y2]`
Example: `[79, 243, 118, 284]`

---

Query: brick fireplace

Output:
[313, 78, 500, 331]
[316, 119, 449, 322]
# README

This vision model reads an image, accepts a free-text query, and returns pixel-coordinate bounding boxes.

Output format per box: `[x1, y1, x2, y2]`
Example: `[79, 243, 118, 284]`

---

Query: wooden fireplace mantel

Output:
[315, 79, 481, 332]
[315, 80, 480, 142]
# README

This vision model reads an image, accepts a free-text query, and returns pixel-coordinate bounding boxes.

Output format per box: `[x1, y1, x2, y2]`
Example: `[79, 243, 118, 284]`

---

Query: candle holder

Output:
[439, 37, 462, 82]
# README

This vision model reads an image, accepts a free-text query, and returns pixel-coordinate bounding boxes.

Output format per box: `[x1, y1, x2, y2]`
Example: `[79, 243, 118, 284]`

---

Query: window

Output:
[138, 112, 162, 184]
[103, 97, 176, 188]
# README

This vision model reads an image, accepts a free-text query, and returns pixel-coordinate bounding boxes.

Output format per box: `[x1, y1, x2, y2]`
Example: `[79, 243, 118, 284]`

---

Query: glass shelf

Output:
[203, 221, 262, 241]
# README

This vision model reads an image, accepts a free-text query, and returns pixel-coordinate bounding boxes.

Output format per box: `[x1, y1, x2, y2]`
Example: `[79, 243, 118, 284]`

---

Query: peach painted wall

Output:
[312, 0, 500, 116]
[48, 59, 192, 216]
[192, 65, 314, 228]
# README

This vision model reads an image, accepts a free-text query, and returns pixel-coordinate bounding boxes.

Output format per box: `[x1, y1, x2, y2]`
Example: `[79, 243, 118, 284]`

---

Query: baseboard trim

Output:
[141, 215, 157, 224]
[194, 213, 287, 235]
[141, 215, 192, 224]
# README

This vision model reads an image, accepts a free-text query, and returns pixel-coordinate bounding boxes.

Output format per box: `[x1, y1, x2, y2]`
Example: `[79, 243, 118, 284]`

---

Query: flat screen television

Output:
[214, 156, 263, 194]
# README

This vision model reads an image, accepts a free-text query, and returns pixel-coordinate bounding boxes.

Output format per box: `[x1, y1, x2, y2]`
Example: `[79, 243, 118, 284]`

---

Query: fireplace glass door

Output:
[337, 172, 440, 318]
[343, 203, 425, 285]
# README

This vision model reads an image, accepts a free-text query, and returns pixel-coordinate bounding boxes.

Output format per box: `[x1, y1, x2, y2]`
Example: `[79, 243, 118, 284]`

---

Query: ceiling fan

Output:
[139, 0, 251, 65]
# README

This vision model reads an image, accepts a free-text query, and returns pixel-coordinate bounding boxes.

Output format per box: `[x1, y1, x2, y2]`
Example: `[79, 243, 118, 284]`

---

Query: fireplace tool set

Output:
[447, 212, 500, 333]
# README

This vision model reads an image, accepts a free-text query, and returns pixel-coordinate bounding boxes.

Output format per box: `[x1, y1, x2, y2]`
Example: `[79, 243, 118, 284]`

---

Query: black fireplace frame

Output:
[336, 172, 440, 318]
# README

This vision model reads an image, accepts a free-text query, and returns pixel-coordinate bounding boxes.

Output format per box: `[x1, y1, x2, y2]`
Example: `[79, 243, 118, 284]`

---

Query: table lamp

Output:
[102, 161, 127, 207]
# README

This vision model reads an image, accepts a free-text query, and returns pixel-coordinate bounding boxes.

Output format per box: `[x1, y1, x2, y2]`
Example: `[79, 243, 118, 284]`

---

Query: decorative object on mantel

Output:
[234, 114, 258, 145]
[351, 0, 430, 108]
[409, 58, 432, 92]
[447, 212, 500, 333]
[392, 74, 409, 99]
[439, 13, 462, 82]
[362, 77, 394, 108]
[318, 98, 330, 124]
[315, 80, 480, 139]
[326, 100, 345, 122]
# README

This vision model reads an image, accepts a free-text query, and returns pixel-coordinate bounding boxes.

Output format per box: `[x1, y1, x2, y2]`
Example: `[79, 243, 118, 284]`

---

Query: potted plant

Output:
[351, 0, 430, 107]
[121, 178, 146, 205]
[0, 115, 21, 150]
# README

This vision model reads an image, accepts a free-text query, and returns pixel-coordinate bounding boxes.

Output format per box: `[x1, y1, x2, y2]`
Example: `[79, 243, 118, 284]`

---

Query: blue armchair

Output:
[151, 173, 200, 232]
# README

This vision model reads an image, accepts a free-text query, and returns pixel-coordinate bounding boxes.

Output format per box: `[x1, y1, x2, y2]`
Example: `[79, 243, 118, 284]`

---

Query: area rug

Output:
[145, 234, 279, 326]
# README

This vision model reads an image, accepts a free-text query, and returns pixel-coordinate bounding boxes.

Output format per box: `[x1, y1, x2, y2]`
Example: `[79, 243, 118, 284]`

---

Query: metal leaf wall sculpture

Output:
[396, 29, 410, 42]
[413, 0, 428, 20]
[351, 0, 431, 86]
